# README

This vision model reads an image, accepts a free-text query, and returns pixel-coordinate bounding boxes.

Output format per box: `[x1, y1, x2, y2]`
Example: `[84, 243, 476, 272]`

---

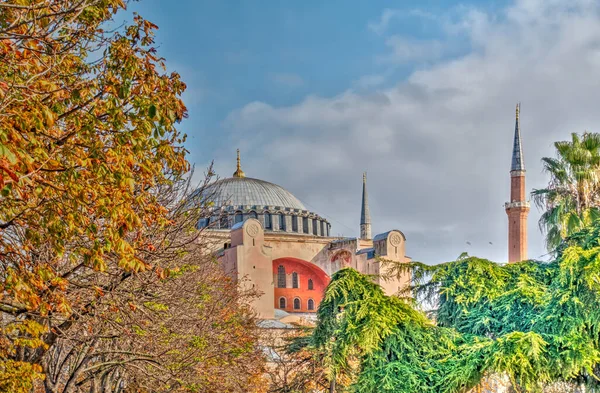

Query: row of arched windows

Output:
[279, 297, 315, 310]
[277, 265, 314, 289]
[201, 210, 330, 235]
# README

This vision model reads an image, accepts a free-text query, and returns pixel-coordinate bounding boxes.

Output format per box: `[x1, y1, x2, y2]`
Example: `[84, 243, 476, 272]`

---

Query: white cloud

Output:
[368, 8, 440, 35]
[270, 72, 305, 88]
[379, 36, 446, 64]
[354, 74, 387, 89]
[220, 0, 600, 264]
[368, 8, 403, 35]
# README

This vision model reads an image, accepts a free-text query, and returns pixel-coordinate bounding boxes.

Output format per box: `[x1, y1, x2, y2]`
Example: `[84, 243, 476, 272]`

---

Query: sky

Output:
[125, 0, 600, 264]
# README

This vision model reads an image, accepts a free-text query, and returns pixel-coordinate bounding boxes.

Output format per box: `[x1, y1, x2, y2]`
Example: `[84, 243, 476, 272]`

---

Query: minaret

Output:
[505, 103, 530, 263]
[232, 149, 246, 178]
[360, 172, 372, 240]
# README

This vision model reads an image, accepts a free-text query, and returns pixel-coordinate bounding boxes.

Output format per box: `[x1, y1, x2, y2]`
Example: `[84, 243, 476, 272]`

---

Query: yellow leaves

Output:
[0, 360, 45, 393]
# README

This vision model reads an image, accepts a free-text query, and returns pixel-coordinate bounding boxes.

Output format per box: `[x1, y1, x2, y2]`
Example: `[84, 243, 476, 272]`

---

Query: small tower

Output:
[360, 172, 372, 240]
[505, 103, 530, 263]
[233, 149, 246, 178]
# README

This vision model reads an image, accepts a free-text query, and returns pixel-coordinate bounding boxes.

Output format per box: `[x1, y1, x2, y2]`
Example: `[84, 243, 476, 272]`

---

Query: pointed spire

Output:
[232, 149, 246, 178]
[511, 102, 525, 172]
[360, 172, 372, 240]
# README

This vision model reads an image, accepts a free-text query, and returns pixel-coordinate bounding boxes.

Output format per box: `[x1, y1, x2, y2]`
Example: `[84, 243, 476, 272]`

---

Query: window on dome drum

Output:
[308, 279, 314, 290]
[234, 211, 243, 224]
[312, 219, 318, 235]
[219, 213, 228, 229]
[302, 217, 308, 234]
[279, 214, 286, 231]
[292, 216, 298, 232]
[277, 265, 286, 288]
[308, 299, 315, 310]
[264, 212, 272, 229]
[293, 298, 301, 310]
[249, 211, 257, 219]
[198, 218, 209, 229]
[320, 221, 325, 236]
[292, 272, 299, 288]
[279, 297, 286, 309]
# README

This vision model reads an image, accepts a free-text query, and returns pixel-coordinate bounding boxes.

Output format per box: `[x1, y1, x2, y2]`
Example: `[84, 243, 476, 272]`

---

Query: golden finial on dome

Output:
[233, 149, 246, 178]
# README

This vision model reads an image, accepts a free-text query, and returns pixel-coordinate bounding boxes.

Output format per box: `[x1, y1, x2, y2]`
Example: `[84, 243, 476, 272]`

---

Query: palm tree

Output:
[532, 132, 600, 251]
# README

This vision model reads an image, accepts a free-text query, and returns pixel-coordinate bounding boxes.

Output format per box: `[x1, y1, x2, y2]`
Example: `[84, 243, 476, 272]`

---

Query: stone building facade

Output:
[200, 151, 411, 319]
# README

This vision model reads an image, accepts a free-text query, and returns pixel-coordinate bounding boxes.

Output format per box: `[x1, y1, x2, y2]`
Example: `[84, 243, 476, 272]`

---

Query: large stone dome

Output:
[198, 150, 330, 237]
[207, 177, 306, 210]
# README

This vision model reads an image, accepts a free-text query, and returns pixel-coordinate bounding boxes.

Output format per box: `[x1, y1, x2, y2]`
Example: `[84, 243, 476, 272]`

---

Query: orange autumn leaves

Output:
[0, 1, 188, 318]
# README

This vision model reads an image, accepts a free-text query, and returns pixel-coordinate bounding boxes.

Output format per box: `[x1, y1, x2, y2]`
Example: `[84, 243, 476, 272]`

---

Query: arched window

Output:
[292, 272, 299, 288]
[279, 297, 286, 309]
[279, 214, 286, 231]
[293, 298, 301, 310]
[198, 218, 209, 229]
[219, 213, 228, 229]
[312, 219, 318, 235]
[308, 279, 314, 290]
[277, 265, 286, 288]
[264, 212, 272, 229]
[248, 211, 257, 219]
[320, 221, 325, 236]
[234, 211, 243, 224]
[302, 217, 309, 234]
[292, 216, 298, 232]
[308, 299, 315, 310]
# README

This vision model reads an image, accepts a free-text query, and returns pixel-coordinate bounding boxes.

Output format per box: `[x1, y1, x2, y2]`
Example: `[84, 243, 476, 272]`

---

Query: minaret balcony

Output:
[504, 201, 530, 209]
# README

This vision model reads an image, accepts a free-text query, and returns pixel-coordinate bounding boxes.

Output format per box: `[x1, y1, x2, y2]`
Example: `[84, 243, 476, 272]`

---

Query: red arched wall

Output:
[273, 257, 330, 313]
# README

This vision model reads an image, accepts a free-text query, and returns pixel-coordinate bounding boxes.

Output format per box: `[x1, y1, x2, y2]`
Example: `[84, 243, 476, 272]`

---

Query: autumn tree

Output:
[0, 0, 239, 390]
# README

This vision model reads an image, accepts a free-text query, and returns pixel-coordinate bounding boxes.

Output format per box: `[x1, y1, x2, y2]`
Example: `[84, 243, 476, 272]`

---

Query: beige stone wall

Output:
[211, 222, 411, 317]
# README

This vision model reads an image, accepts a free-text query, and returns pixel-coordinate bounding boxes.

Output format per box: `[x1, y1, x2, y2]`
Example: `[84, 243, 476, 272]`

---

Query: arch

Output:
[292, 272, 299, 288]
[279, 297, 286, 309]
[302, 217, 309, 234]
[292, 215, 298, 232]
[307, 299, 315, 310]
[277, 265, 286, 288]
[331, 250, 352, 267]
[308, 278, 314, 290]
[219, 212, 228, 229]
[293, 298, 301, 310]
[312, 219, 318, 235]
[279, 213, 286, 231]
[234, 210, 243, 224]
[272, 258, 330, 288]
[264, 211, 272, 230]
[198, 217, 209, 229]
[248, 211, 258, 219]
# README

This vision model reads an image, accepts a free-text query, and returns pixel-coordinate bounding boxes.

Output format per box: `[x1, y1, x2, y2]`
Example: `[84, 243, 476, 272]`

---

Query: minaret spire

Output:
[232, 149, 246, 178]
[511, 103, 525, 171]
[360, 172, 372, 240]
[505, 103, 530, 263]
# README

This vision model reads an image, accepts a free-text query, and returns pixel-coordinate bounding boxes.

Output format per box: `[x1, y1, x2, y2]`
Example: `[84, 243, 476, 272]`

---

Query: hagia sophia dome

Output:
[208, 177, 306, 211]
[199, 150, 331, 237]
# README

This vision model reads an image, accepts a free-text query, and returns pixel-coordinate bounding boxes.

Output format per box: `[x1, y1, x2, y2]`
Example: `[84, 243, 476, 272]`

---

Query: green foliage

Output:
[312, 221, 600, 392]
[533, 132, 600, 251]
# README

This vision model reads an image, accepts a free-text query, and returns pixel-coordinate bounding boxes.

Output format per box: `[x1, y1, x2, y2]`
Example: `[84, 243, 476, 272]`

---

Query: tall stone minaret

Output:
[505, 103, 530, 263]
[360, 172, 372, 240]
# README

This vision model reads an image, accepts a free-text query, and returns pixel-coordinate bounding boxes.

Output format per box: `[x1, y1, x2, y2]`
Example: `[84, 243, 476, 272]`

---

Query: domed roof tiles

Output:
[206, 177, 306, 210]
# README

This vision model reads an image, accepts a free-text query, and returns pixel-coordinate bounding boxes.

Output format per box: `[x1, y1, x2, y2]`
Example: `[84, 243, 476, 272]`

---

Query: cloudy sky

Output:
[129, 0, 600, 264]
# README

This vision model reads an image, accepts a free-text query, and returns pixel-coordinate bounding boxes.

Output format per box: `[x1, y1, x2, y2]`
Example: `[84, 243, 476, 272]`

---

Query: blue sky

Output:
[123, 0, 600, 264]
[129, 0, 507, 160]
